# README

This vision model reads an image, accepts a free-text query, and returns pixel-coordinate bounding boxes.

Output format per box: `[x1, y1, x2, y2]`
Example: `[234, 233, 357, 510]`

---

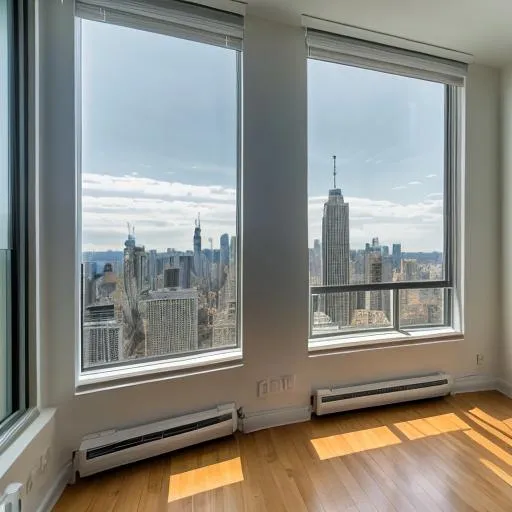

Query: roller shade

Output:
[76, 0, 244, 51]
[306, 29, 467, 86]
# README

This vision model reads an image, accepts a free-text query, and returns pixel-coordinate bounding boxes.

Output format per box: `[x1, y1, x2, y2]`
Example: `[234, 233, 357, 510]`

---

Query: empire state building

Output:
[322, 156, 350, 326]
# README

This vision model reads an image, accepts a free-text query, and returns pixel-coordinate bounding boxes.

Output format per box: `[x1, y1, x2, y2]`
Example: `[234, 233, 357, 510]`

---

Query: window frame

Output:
[307, 62, 462, 342]
[74, 6, 243, 382]
[0, 0, 32, 449]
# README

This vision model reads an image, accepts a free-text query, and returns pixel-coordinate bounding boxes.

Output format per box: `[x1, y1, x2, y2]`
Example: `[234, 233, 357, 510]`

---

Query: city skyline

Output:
[82, 216, 238, 368]
[309, 160, 444, 333]
[81, 19, 445, 254]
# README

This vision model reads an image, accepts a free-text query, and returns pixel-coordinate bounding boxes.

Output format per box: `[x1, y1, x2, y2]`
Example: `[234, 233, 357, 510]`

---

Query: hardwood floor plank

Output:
[55, 392, 512, 512]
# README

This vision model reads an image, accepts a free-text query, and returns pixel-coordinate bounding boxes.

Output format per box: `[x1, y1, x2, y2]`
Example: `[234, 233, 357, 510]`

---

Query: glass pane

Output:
[0, 251, 11, 421]
[399, 288, 446, 328]
[310, 291, 393, 338]
[0, 0, 9, 250]
[80, 20, 239, 369]
[308, 59, 445, 330]
[0, 0, 12, 422]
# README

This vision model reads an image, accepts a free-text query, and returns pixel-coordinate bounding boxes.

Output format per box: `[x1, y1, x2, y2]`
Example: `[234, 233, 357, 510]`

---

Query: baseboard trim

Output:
[37, 461, 72, 512]
[497, 378, 512, 398]
[452, 375, 497, 394]
[241, 406, 311, 433]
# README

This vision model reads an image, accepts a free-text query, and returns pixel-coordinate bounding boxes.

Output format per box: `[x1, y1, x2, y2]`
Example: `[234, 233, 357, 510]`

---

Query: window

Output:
[307, 30, 465, 342]
[76, 0, 242, 372]
[1, 0, 28, 434]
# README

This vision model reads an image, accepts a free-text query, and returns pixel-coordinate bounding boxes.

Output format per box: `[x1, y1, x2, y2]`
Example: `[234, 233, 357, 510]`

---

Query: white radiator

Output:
[75, 403, 237, 477]
[314, 373, 453, 416]
[0, 483, 22, 512]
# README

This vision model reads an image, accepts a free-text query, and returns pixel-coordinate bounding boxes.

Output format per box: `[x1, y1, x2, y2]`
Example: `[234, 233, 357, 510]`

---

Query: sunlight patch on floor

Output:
[311, 425, 401, 460]
[465, 411, 512, 448]
[480, 458, 512, 486]
[168, 457, 244, 501]
[393, 413, 469, 440]
[468, 407, 512, 437]
[464, 430, 512, 467]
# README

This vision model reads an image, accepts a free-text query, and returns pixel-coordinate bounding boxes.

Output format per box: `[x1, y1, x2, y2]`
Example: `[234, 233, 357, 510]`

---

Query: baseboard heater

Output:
[0, 483, 22, 512]
[313, 373, 453, 416]
[75, 403, 237, 478]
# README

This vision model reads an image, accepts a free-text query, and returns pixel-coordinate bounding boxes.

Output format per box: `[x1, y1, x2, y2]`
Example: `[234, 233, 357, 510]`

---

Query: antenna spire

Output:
[332, 155, 337, 189]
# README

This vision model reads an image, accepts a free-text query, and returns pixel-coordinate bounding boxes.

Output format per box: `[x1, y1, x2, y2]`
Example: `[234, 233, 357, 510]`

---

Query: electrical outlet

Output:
[282, 375, 295, 391]
[476, 353, 484, 366]
[258, 375, 295, 396]
[269, 378, 282, 393]
[257, 379, 268, 397]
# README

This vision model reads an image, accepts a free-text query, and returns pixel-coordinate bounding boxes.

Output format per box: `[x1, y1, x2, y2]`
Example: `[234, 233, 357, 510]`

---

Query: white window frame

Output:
[74, 0, 244, 389]
[306, 28, 465, 347]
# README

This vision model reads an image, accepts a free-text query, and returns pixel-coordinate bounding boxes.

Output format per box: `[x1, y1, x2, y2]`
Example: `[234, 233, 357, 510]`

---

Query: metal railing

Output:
[310, 281, 452, 339]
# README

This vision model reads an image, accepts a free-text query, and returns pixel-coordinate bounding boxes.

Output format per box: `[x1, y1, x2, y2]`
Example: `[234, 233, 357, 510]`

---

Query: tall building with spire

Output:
[322, 155, 351, 326]
[193, 213, 202, 277]
[121, 224, 146, 357]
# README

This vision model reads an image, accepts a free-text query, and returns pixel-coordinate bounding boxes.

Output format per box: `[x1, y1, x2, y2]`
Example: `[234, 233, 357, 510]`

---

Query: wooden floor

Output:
[54, 391, 512, 511]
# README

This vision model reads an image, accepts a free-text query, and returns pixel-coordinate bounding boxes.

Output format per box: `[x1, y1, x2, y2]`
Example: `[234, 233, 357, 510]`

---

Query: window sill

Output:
[0, 408, 39, 456]
[309, 327, 463, 355]
[76, 349, 243, 394]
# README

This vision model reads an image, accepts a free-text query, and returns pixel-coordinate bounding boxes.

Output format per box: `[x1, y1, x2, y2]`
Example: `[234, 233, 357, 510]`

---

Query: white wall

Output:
[0, 411, 58, 512]
[29, 0, 503, 502]
[500, 66, 512, 394]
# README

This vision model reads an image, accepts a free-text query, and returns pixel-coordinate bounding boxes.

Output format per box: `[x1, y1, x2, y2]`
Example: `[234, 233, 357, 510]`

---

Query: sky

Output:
[81, 19, 445, 254]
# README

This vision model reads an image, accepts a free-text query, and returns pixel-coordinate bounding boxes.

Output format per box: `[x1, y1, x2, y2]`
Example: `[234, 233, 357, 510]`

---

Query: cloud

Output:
[427, 192, 443, 198]
[407, 181, 422, 186]
[82, 173, 443, 253]
[82, 173, 236, 252]
[308, 195, 443, 251]
[83, 173, 235, 202]
[392, 185, 407, 190]
[426, 174, 437, 178]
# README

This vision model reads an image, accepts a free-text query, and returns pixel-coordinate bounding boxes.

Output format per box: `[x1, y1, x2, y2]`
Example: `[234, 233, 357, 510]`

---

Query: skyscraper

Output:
[179, 255, 193, 289]
[362, 238, 391, 323]
[122, 225, 146, 357]
[212, 301, 236, 347]
[148, 249, 157, 290]
[164, 267, 180, 288]
[392, 243, 402, 271]
[193, 214, 202, 277]
[140, 289, 198, 356]
[322, 156, 350, 326]
[82, 320, 122, 368]
[365, 241, 383, 311]
[220, 233, 229, 287]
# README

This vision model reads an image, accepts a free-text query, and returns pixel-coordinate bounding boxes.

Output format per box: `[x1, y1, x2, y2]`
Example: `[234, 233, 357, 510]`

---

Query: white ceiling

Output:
[243, 0, 512, 66]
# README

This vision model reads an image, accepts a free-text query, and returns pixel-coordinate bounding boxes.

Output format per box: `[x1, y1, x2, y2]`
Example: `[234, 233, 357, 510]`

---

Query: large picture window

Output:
[1, 0, 28, 436]
[76, 0, 242, 371]
[307, 30, 464, 342]
[0, 0, 12, 424]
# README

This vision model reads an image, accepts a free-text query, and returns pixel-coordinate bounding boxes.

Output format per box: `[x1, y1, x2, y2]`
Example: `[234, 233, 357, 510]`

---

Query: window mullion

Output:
[393, 288, 400, 331]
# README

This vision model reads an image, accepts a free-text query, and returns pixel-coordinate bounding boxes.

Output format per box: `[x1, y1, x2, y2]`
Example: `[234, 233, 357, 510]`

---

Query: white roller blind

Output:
[76, 0, 244, 51]
[306, 29, 467, 86]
